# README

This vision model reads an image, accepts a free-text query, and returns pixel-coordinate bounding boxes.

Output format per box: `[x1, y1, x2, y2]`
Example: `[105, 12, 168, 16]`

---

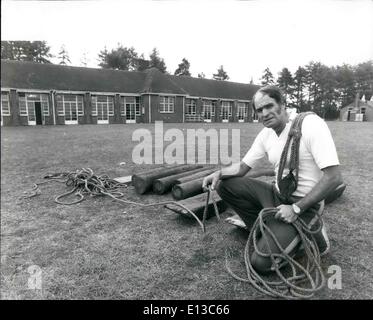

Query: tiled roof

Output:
[168, 75, 260, 100]
[1, 59, 146, 93]
[142, 68, 187, 95]
[1, 59, 259, 100]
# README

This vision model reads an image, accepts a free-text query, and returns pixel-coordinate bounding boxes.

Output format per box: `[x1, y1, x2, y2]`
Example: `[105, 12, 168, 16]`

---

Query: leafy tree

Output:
[354, 61, 373, 100]
[304, 61, 323, 112]
[1, 41, 18, 60]
[58, 45, 71, 65]
[98, 44, 138, 71]
[334, 64, 356, 107]
[197, 72, 206, 79]
[303, 61, 340, 117]
[174, 58, 191, 76]
[25, 41, 52, 63]
[149, 48, 167, 73]
[292, 66, 308, 111]
[319, 65, 338, 119]
[260, 67, 275, 85]
[213, 65, 229, 81]
[277, 68, 294, 106]
[134, 53, 150, 71]
[1, 41, 52, 63]
[97, 46, 109, 68]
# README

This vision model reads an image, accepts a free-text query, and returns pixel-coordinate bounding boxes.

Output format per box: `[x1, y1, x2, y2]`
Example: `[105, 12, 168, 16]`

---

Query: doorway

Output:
[35, 102, 42, 125]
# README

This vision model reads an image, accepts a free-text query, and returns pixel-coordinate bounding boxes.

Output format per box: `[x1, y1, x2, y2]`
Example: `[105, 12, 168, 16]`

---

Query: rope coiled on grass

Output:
[22, 168, 220, 232]
[225, 207, 325, 299]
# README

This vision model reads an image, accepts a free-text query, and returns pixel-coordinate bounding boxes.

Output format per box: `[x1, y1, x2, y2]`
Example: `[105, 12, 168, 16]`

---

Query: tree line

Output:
[1, 41, 229, 80]
[260, 61, 373, 119]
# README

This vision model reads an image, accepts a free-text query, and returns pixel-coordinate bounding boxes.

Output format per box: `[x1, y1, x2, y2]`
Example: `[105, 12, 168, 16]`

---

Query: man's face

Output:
[254, 92, 285, 129]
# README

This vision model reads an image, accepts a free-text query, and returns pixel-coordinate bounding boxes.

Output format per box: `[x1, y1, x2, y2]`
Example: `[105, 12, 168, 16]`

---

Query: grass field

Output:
[1, 121, 372, 300]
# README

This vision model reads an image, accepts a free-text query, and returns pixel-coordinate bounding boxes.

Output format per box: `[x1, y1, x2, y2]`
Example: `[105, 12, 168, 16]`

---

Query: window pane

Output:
[1, 92, 10, 115]
[19, 97, 27, 115]
[42, 102, 49, 116]
[78, 102, 84, 115]
[108, 103, 114, 116]
[57, 100, 64, 116]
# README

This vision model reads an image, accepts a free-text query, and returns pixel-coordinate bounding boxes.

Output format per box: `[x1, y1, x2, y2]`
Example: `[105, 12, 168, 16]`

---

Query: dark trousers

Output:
[217, 176, 321, 274]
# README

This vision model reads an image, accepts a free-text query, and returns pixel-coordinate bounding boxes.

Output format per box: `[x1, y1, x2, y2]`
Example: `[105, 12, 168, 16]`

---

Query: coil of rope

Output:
[225, 207, 325, 299]
[22, 168, 220, 233]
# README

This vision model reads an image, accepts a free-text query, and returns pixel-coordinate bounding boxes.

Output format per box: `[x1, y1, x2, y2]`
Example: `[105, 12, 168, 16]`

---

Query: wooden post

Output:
[174, 168, 216, 184]
[172, 177, 206, 200]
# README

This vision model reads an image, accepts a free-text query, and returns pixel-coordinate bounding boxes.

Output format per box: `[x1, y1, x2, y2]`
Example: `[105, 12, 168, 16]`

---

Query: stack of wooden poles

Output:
[131, 165, 226, 219]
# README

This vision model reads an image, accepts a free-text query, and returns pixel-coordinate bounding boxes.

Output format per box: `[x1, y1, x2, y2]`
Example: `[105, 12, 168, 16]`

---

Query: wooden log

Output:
[165, 191, 226, 220]
[132, 165, 176, 186]
[172, 177, 206, 200]
[132, 164, 203, 194]
[152, 167, 209, 195]
[175, 168, 217, 184]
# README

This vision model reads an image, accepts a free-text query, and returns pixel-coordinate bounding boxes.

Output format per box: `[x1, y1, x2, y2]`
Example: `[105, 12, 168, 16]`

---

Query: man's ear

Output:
[278, 104, 286, 115]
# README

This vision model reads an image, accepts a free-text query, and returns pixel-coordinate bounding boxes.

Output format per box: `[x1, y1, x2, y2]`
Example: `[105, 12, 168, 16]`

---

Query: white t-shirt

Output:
[242, 114, 340, 197]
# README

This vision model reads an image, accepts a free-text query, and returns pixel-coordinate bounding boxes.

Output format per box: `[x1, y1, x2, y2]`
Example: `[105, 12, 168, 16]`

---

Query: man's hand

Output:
[202, 171, 221, 191]
[275, 204, 298, 223]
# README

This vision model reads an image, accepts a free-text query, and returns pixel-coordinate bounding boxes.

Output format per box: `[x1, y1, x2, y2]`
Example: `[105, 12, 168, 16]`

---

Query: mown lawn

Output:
[1, 122, 372, 299]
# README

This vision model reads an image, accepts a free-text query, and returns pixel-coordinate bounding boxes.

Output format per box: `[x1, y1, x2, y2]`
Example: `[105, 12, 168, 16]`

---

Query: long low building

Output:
[1, 59, 260, 126]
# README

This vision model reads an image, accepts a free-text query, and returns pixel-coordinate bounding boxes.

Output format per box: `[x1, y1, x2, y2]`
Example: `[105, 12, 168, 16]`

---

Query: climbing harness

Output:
[277, 112, 315, 202]
[22, 168, 220, 232]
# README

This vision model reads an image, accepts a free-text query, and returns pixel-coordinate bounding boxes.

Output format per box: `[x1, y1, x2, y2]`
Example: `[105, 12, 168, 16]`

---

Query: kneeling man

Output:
[203, 85, 343, 274]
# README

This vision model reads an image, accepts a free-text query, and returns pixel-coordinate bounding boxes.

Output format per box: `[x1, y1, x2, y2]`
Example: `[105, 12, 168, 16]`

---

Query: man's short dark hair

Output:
[252, 85, 285, 111]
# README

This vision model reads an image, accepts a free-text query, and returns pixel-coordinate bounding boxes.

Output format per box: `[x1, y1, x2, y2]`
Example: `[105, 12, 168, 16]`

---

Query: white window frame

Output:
[221, 101, 233, 120]
[41, 94, 49, 116]
[92, 95, 114, 117]
[1, 92, 11, 116]
[237, 102, 247, 120]
[19, 93, 28, 116]
[56, 94, 84, 124]
[185, 98, 197, 115]
[202, 100, 216, 122]
[120, 96, 141, 123]
[159, 96, 174, 113]
[18, 93, 50, 125]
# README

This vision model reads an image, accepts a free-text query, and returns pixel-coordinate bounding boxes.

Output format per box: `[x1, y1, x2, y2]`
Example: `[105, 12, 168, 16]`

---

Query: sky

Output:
[1, 0, 373, 84]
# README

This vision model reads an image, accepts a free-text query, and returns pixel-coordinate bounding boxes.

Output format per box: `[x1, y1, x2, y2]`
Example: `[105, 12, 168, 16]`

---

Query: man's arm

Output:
[220, 161, 251, 179]
[295, 165, 343, 213]
[276, 165, 343, 223]
[202, 161, 251, 190]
